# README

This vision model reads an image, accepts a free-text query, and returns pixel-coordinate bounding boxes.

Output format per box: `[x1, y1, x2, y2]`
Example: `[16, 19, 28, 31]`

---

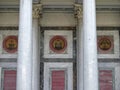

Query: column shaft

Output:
[83, 0, 98, 90]
[17, 0, 33, 90]
[32, 18, 40, 90]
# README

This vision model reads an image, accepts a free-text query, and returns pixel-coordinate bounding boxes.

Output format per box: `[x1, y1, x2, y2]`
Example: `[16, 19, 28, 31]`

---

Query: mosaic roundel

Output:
[49, 36, 67, 53]
[3, 35, 18, 53]
[98, 36, 113, 52]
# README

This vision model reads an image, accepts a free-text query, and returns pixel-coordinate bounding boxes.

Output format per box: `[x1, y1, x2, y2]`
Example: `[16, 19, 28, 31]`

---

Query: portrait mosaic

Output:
[97, 30, 119, 58]
[44, 30, 73, 58]
[0, 30, 18, 58]
[3, 35, 18, 53]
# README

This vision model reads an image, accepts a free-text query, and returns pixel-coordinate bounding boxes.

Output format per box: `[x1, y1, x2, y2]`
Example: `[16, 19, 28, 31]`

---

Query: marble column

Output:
[75, 4, 83, 90]
[83, 0, 99, 90]
[32, 4, 42, 90]
[17, 0, 33, 90]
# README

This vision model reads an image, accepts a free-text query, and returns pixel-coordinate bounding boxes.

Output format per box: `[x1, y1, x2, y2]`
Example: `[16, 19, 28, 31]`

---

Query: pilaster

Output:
[32, 4, 42, 90]
[74, 4, 84, 90]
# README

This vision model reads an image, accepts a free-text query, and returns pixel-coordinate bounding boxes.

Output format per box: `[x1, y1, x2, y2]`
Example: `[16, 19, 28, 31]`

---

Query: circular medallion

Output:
[49, 36, 67, 53]
[3, 36, 18, 53]
[98, 37, 112, 51]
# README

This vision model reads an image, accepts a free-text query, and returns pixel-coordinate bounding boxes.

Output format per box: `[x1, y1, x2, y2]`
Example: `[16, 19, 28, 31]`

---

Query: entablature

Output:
[0, 4, 120, 13]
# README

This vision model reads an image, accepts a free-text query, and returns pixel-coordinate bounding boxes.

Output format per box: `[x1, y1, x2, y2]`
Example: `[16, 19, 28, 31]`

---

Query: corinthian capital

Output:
[33, 4, 42, 19]
[74, 4, 82, 19]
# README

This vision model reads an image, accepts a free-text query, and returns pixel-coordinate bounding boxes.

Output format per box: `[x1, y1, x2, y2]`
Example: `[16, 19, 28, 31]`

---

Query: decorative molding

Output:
[0, 26, 119, 31]
[33, 4, 42, 18]
[74, 4, 82, 19]
[41, 26, 76, 30]
[44, 62, 73, 90]
[0, 27, 18, 30]
[1, 69, 17, 90]
[0, 5, 19, 13]
[99, 69, 114, 90]
[96, 5, 120, 12]
[97, 27, 120, 30]
[99, 62, 120, 90]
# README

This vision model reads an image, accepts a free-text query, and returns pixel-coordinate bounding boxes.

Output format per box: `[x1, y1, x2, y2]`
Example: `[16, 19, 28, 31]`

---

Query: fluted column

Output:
[17, 0, 33, 90]
[83, 0, 99, 90]
[32, 4, 42, 90]
[75, 4, 83, 90]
